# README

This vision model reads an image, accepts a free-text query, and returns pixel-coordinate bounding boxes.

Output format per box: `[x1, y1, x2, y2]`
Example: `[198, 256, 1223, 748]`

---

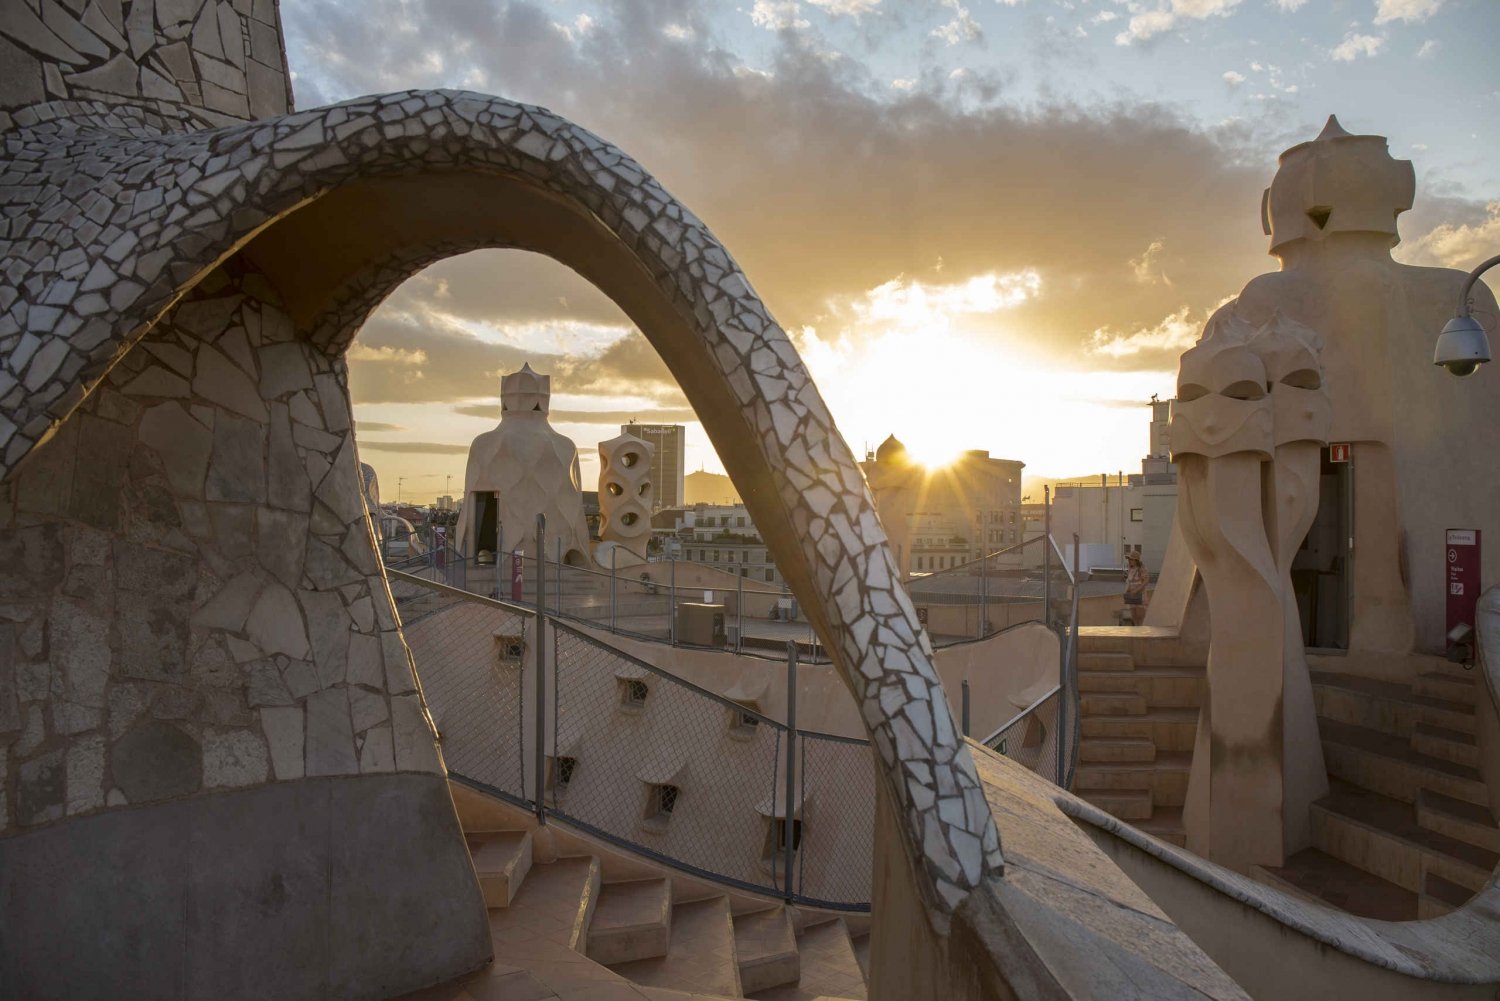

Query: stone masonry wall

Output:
[0, 254, 441, 837]
[0, 0, 291, 133]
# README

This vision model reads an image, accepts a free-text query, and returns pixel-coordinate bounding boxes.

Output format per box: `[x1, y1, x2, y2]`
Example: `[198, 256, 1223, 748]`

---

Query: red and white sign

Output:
[1329, 443, 1351, 463]
[511, 549, 525, 602]
[1446, 529, 1481, 645]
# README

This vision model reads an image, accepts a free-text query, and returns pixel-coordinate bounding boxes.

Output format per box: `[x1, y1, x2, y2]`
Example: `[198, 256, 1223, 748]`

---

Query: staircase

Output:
[1252, 663, 1500, 921]
[1073, 629, 1205, 848]
[403, 784, 871, 1000]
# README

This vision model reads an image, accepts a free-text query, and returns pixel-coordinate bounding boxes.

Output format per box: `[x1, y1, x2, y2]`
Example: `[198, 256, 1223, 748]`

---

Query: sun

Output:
[904, 441, 965, 469]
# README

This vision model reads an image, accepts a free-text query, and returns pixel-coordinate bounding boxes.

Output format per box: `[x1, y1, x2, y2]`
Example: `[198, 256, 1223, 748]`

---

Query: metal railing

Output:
[981, 685, 1063, 782]
[395, 512, 1083, 885]
[386, 532, 1079, 664]
[393, 517, 875, 910]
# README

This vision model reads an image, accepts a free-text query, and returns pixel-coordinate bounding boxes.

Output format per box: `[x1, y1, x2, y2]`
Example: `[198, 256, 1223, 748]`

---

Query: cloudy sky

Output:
[282, 0, 1499, 503]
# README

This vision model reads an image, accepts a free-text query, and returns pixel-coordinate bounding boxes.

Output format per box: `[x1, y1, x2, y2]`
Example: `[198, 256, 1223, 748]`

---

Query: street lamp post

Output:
[1433, 254, 1499, 377]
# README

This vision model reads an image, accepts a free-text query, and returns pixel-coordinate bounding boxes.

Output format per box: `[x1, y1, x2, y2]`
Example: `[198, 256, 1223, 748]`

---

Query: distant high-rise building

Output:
[622, 422, 685, 510]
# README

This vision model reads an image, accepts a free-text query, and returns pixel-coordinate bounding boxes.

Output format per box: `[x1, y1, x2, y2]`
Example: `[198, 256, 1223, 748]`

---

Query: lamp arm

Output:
[1458, 254, 1500, 317]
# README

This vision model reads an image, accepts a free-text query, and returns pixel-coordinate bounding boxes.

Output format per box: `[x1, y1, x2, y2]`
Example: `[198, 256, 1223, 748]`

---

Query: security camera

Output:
[1434, 315, 1491, 377]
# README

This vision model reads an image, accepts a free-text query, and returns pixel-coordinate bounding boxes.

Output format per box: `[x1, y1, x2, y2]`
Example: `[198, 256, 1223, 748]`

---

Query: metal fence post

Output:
[1042, 485, 1052, 630]
[961, 679, 971, 738]
[979, 552, 988, 639]
[669, 554, 677, 646]
[783, 640, 798, 902]
[736, 569, 743, 653]
[534, 513, 547, 824]
[555, 537, 562, 615]
[1067, 533, 1081, 788]
[610, 546, 617, 634]
[495, 522, 504, 600]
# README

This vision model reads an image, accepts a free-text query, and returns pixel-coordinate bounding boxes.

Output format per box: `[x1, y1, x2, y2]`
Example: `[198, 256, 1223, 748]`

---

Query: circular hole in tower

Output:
[621, 451, 639, 467]
[607, 482, 623, 496]
[621, 512, 639, 526]
[639, 481, 650, 496]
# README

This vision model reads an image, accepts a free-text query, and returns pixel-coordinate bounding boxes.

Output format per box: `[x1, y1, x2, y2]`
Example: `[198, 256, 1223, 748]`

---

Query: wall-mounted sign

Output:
[1446, 528, 1481, 646]
[1329, 443, 1351, 463]
[511, 549, 524, 602]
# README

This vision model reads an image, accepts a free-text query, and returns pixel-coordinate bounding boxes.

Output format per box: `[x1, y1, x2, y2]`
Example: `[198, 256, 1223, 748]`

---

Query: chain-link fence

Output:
[795, 730, 876, 906]
[980, 686, 1063, 784]
[393, 567, 874, 910]
[398, 580, 531, 805]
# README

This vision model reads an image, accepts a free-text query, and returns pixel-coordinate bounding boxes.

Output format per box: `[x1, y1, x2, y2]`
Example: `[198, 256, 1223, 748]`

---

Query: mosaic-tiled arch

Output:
[0, 90, 1002, 923]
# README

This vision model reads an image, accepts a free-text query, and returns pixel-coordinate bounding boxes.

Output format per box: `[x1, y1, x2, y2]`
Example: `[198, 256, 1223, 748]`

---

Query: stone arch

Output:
[2, 90, 1000, 924]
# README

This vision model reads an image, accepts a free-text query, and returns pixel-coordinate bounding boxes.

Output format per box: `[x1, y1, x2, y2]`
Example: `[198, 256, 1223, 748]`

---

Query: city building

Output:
[659, 503, 786, 585]
[1022, 398, 1178, 573]
[860, 437, 1025, 577]
[621, 421, 685, 510]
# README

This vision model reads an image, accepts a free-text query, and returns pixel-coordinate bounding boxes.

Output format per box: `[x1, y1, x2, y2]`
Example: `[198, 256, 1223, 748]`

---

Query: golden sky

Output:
[284, 0, 1500, 503]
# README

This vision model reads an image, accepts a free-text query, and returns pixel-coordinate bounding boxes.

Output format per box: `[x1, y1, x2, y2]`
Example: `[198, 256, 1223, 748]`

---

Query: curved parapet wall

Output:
[0, 85, 999, 993]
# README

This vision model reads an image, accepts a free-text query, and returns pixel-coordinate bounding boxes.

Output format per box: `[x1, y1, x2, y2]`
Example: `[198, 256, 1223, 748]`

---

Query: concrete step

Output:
[1077, 787, 1153, 821]
[1411, 722, 1479, 769]
[1080, 707, 1199, 751]
[1419, 872, 1472, 919]
[748, 917, 866, 1001]
[1417, 788, 1500, 855]
[1074, 751, 1191, 807]
[1077, 667, 1205, 707]
[1311, 781, 1498, 895]
[611, 895, 743, 997]
[1080, 691, 1148, 716]
[1311, 671, 1475, 738]
[1321, 717, 1488, 806]
[1078, 736, 1156, 764]
[486, 856, 603, 958]
[587, 878, 672, 966]
[1430, 658, 1481, 680]
[1252, 848, 1417, 922]
[1414, 671, 1477, 706]
[734, 907, 799, 994]
[1136, 807, 1187, 848]
[1078, 651, 1135, 671]
[469, 830, 533, 908]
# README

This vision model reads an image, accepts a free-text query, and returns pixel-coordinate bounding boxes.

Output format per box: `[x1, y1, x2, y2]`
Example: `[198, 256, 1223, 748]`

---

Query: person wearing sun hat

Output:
[1123, 550, 1149, 625]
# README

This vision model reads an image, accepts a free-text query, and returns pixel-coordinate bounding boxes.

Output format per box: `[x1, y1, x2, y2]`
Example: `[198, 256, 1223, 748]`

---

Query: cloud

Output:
[931, 0, 981, 45]
[1399, 201, 1500, 270]
[1223, 70, 1245, 86]
[1088, 304, 1204, 360]
[454, 405, 700, 424]
[1131, 239, 1172, 285]
[346, 344, 428, 365]
[806, 0, 880, 15]
[751, 0, 810, 31]
[1114, 0, 1243, 46]
[1374, 0, 1445, 26]
[1272, 0, 1307, 9]
[1329, 32, 1385, 61]
[357, 441, 473, 455]
[356, 421, 406, 432]
[1416, 39, 1439, 58]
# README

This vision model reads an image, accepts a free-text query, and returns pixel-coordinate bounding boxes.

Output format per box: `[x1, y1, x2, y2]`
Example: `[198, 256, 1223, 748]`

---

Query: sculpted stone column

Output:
[454, 364, 593, 566]
[596, 431, 653, 567]
[1173, 311, 1330, 870]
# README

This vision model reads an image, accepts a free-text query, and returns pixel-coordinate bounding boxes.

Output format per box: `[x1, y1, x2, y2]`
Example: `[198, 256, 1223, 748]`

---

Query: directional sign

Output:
[511, 549, 525, 602]
[1329, 443, 1351, 463]
[1446, 529, 1481, 646]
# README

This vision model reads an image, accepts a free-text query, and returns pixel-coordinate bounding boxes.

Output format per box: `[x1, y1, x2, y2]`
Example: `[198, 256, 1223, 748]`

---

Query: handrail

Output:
[980, 683, 1062, 748]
